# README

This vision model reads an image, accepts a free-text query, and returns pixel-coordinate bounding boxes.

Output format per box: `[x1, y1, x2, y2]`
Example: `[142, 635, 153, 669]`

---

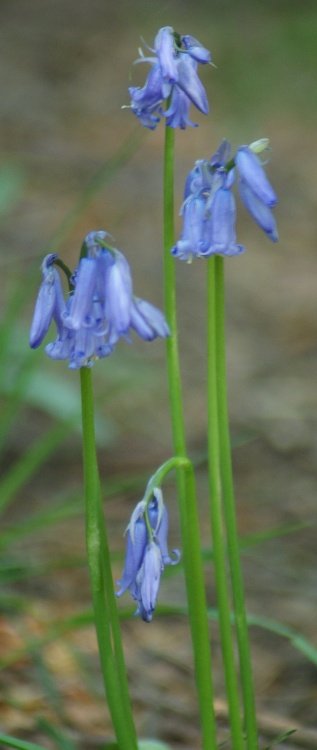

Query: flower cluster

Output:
[29, 231, 170, 368]
[129, 26, 211, 130]
[117, 488, 180, 622]
[172, 139, 278, 261]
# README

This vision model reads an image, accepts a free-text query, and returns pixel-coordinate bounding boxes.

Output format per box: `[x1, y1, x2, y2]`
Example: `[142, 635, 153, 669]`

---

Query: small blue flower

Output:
[128, 26, 211, 130]
[154, 26, 179, 85]
[103, 251, 133, 345]
[131, 297, 170, 340]
[238, 179, 278, 242]
[137, 542, 163, 622]
[63, 257, 99, 331]
[175, 54, 209, 115]
[172, 193, 210, 261]
[29, 254, 66, 349]
[117, 488, 180, 622]
[203, 187, 245, 257]
[235, 146, 277, 207]
[181, 34, 212, 64]
[30, 231, 169, 368]
[129, 63, 165, 130]
[164, 86, 198, 130]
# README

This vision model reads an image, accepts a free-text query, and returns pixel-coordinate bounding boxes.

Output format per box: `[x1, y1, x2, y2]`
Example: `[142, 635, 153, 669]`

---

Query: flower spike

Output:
[30, 231, 169, 368]
[173, 138, 279, 260]
[128, 26, 211, 130]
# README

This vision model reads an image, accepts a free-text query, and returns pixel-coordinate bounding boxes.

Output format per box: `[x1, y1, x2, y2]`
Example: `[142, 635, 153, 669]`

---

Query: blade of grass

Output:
[36, 719, 76, 750]
[1, 603, 317, 672]
[0, 734, 47, 750]
[0, 468, 148, 552]
[239, 520, 313, 549]
[0, 496, 81, 549]
[0, 422, 72, 515]
[0, 555, 85, 584]
[48, 128, 143, 253]
[263, 729, 296, 750]
[0, 350, 40, 451]
[0, 165, 25, 218]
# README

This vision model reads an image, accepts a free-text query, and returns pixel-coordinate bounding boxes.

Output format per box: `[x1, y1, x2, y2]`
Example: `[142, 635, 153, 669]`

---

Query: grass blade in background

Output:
[0, 735, 47, 750]
[0, 422, 71, 515]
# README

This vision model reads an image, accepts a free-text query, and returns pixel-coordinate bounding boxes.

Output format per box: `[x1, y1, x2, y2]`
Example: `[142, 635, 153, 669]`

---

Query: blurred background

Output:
[0, 1, 316, 748]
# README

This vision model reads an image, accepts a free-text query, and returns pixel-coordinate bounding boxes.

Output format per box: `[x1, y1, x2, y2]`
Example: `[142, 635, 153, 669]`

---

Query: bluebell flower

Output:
[238, 179, 278, 242]
[128, 26, 211, 130]
[130, 297, 170, 340]
[172, 193, 211, 261]
[29, 254, 66, 348]
[235, 146, 277, 207]
[129, 63, 165, 130]
[164, 86, 198, 130]
[154, 26, 179, 85]
[175, 54, 209, 115]
[181, 34, 212, 64]
[204, 187, 245, 257]
[173, 138, 278, 261]
[30, 231, 169, 368]
[117, 488, 180, 622]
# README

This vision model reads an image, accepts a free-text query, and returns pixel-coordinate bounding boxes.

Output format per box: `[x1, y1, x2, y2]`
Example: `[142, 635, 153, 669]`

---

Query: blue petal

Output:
[83, 230, 110, 256]
[176, 55, 209, 115]
[235, 146, 277, 207]
[104, 250, 133, 341]
[164, 87, 198, 130]
[206, 188, 245, 256]
[29, 277, 57, 348]
[238, 179, 278, 242]
[64, 258, 98, 330]
[117, 518, 148, 597]
[29, 257, 64, 348]
[154, 27, 178, 83]
[138, 542, 162, 621]
[172, 193, 208, 261]
[210, 139, 231, 169]
[131, 297, 170, 340]
[181, 34, 212, 64]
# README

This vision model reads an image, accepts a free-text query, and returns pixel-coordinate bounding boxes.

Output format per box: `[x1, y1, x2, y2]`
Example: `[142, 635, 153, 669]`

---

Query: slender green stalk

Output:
[163, 124, 218, 750]
[207, 257, 245, 750]
[214, 256, 259, 749]
[80, 367, 138, 750]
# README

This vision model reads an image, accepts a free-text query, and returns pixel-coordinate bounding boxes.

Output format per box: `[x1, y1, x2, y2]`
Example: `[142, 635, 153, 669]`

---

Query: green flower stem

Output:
[207, 257, 245, 750]
[80, 366, 138, 750]
[214, 256, 259, 750]
[163, 124, 218, 750]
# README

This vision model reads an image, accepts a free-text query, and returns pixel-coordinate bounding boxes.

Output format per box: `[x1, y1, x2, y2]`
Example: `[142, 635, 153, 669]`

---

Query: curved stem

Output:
[163, 125, 217, 750]
[207, 257, 245, 750]
[214, 256, 259, 750]
[80, 367, 138, 750]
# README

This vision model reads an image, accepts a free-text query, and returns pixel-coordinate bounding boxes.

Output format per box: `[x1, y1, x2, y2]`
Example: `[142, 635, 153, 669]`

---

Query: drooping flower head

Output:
[29, 231, 170, 368]
[128, 26, 212, 130]
[117, 488, 180, 622]
[172, 138, 278, 261]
